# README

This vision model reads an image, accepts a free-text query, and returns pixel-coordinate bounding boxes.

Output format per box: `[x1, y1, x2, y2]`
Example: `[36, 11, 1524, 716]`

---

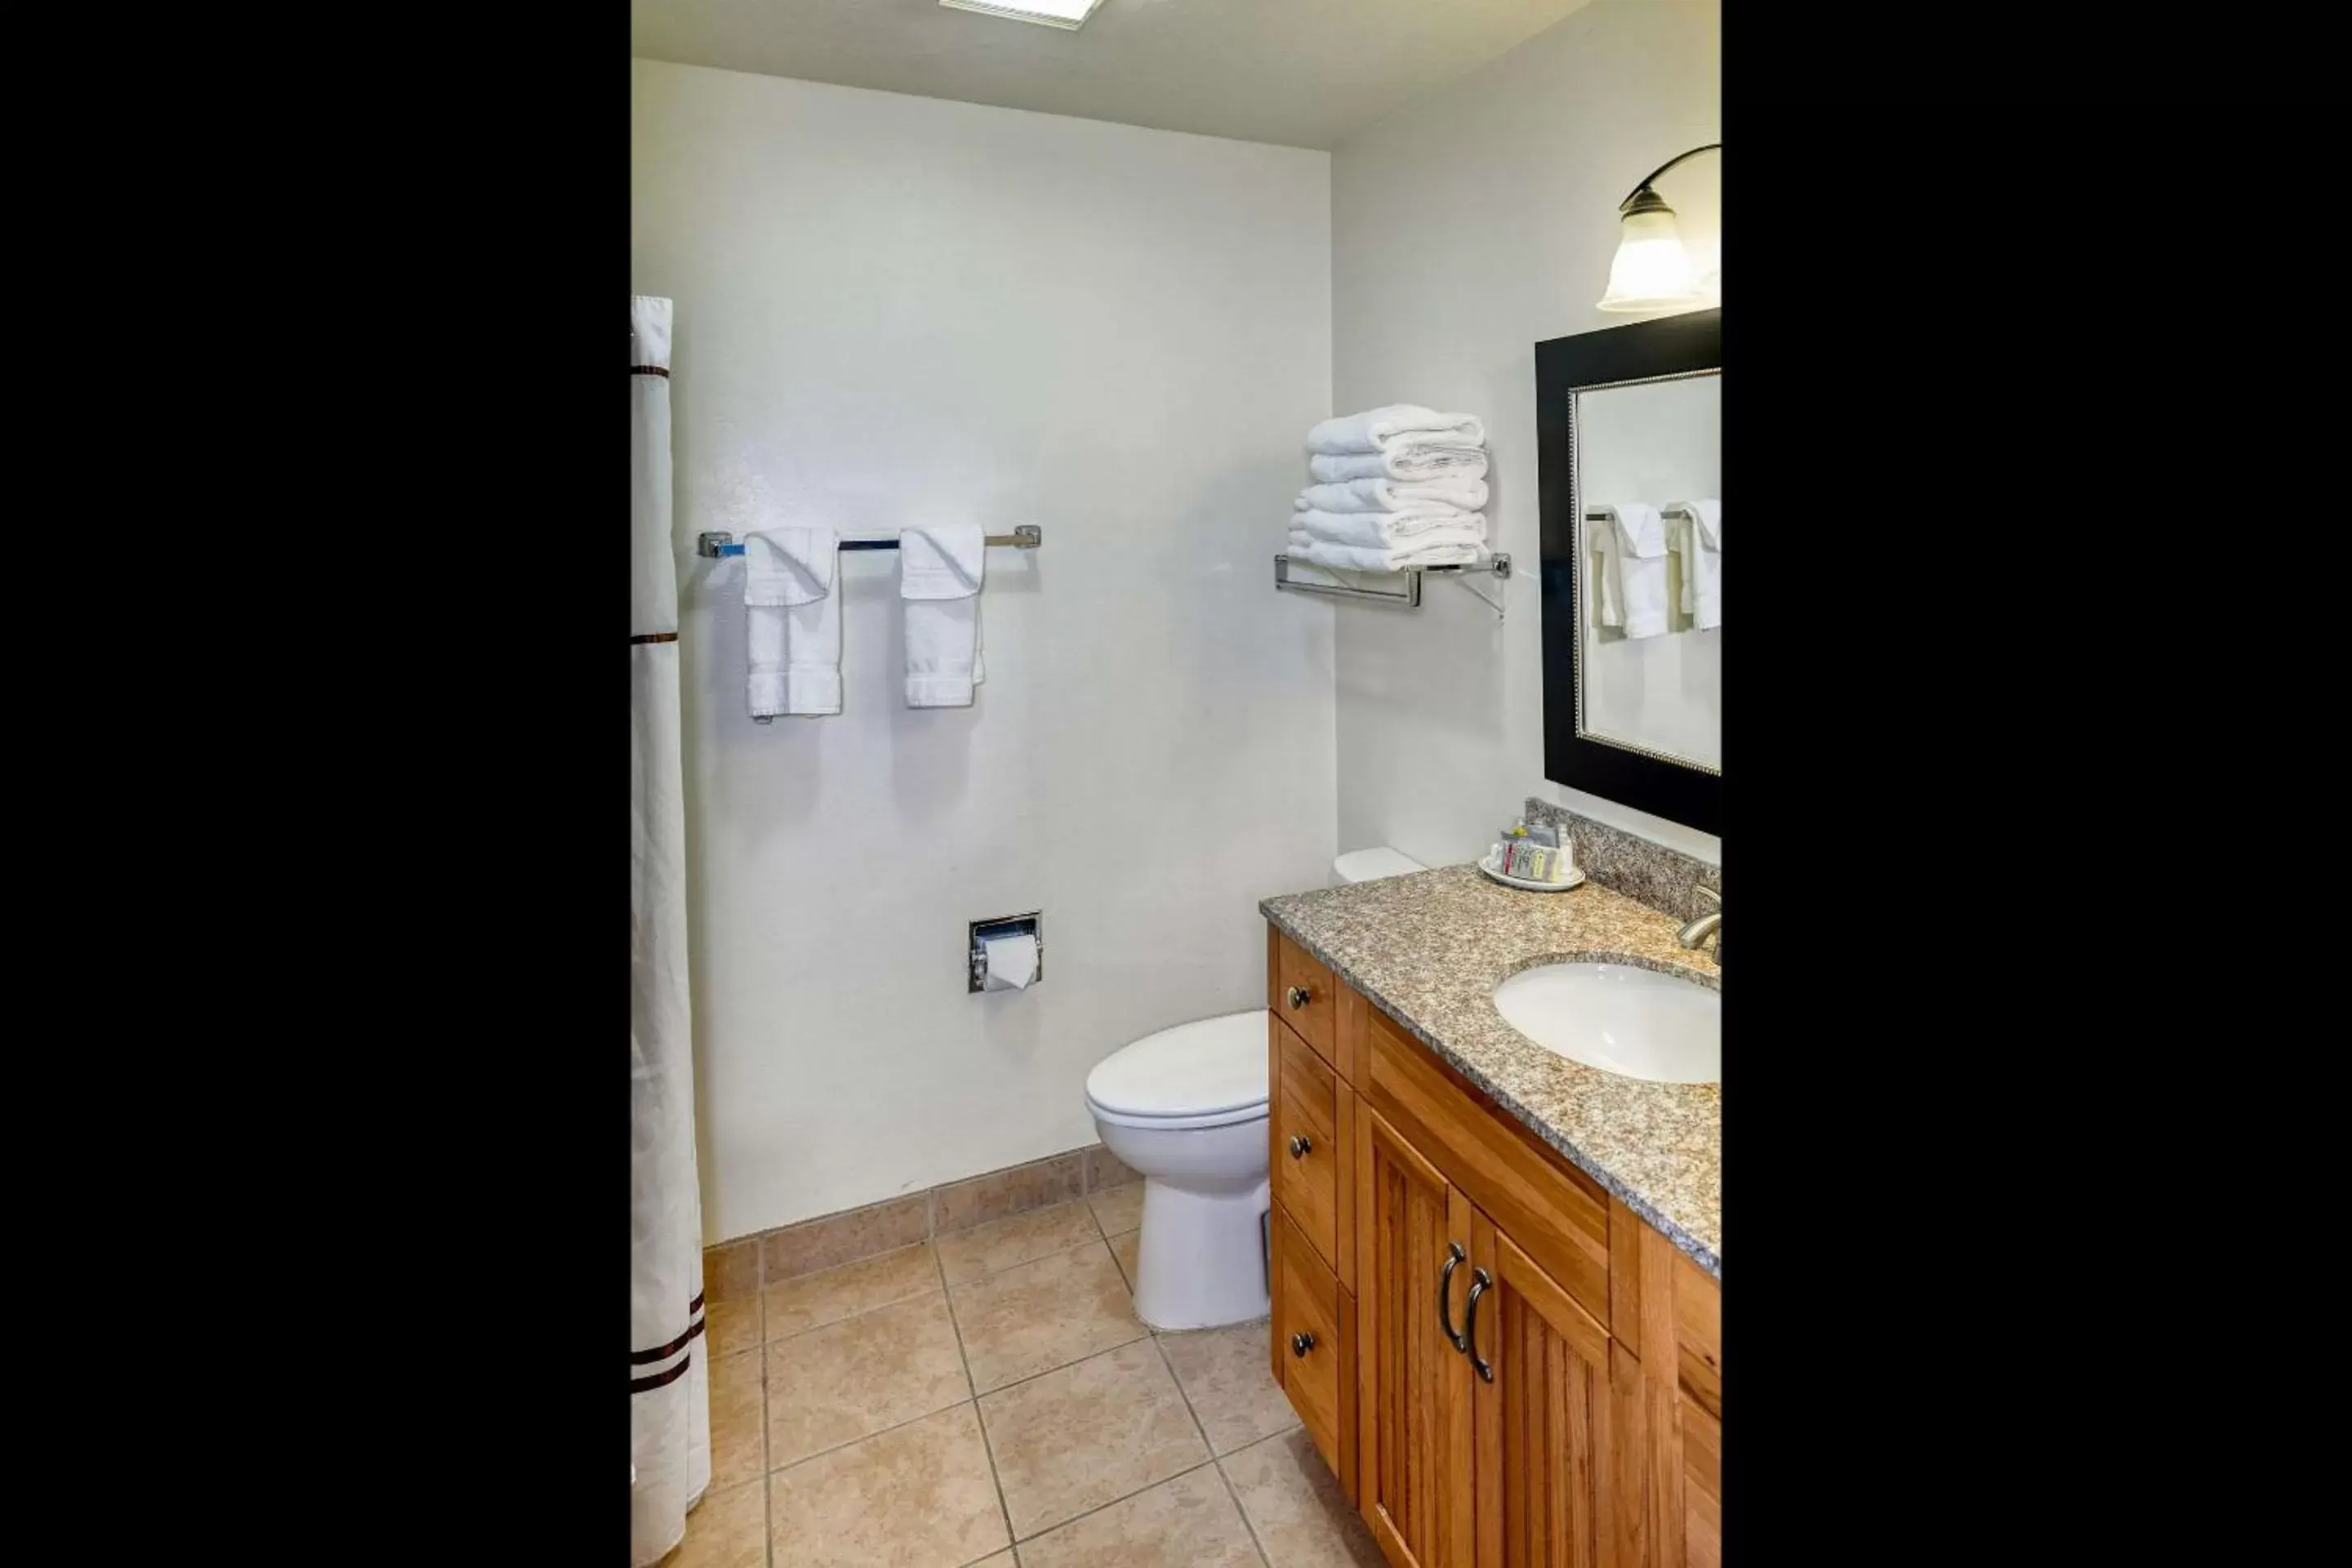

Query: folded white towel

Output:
[1291, 508, 1487, 551]
[1287, 528, 1487, 572]
[1307, 404, 1486, 456]
[900, 525, 986, 708]
[1308, 448, 1489, 484]
[744, 527, 840, 718]
[1297, 477, 1489, 514]
[1674, 499, 1721, 630]
[1593, 503, 1668, 639]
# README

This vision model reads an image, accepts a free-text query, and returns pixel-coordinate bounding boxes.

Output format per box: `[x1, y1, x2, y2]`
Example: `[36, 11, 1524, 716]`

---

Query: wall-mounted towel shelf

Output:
[1272, 551, 1511, 616]
[698, 525, 1043, 559]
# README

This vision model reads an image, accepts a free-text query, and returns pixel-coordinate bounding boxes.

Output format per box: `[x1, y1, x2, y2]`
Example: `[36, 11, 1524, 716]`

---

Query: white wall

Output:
[633, 60, 1337, 1242]
[1329, 0, 1721, 866]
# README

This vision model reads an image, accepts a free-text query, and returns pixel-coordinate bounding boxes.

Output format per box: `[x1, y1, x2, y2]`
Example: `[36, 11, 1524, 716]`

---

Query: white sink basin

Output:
[1491, 962, 1719, 1083]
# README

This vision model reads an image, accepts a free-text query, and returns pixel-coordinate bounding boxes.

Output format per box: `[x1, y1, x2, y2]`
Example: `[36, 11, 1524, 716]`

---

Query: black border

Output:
[1535, 308, 1723, 835]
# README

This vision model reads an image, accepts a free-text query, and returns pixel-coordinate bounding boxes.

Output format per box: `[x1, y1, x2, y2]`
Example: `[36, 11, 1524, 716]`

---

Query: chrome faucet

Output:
[1677, 884, 1721, 951]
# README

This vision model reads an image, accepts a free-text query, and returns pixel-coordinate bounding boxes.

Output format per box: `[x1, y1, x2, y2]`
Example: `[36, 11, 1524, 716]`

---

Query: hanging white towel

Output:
[1308, 448, 1489, 484]
[1297, 476, 1489, 514]
[1290, 508, 1487, 550]
[1674, 499, 1722, 630]
[1307, 404, 1487, 456]
[1593, 503, 1668, 639]
[744, 527, 840, 719]
[1287, 528, 1488, 572]
[901, 525, 986, 708]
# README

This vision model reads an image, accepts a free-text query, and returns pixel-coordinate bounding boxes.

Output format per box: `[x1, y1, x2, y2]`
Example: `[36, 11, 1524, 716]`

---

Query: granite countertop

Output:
[1260, 863, 1721, 1277]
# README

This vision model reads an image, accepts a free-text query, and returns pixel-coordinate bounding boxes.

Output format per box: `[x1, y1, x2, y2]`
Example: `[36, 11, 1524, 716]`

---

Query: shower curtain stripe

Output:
[630, 293, 710, 1567]
[630, 1295, 709, 1365]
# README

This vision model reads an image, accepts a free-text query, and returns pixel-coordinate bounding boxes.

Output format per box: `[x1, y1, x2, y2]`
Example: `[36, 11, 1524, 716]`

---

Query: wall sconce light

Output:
[1597, 143, 1721, 314]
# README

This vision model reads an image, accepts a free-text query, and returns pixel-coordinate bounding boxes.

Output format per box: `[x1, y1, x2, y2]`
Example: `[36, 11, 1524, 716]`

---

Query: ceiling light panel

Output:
[939, 1, 1107, 30]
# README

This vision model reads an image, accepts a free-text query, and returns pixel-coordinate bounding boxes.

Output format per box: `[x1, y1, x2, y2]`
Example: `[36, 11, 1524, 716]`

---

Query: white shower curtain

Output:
[630, 294, 710, 1566]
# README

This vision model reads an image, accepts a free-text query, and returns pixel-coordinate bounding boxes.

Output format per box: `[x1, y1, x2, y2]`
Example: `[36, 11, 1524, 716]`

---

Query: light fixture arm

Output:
[1617, 143, 1721, 212]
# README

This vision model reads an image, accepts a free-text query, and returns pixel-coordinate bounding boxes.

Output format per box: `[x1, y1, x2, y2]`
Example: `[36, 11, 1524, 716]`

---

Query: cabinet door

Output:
[1469, 1209, 1619, 1568]
[1356, 1105, 1475, 1568]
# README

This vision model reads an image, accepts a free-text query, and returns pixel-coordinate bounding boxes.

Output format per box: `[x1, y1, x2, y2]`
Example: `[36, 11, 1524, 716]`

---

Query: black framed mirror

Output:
[1536, 309, 1721, 835]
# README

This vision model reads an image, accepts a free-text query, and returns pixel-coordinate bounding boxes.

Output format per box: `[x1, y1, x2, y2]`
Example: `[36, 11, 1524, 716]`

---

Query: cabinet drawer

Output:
[1271, 1208, 1353, 1492]
[1363, 1003, 1612, 1330]
[1272, 1020, 1340, 1272]
[1269, 927, 1337, 1067]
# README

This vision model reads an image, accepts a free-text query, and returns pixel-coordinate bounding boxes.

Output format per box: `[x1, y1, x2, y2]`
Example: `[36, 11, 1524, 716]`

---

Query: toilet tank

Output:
[1331, 846, 1426, 886]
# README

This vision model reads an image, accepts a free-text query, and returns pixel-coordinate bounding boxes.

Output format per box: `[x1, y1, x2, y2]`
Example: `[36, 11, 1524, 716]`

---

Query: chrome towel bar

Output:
[698, 525, 1042, 559]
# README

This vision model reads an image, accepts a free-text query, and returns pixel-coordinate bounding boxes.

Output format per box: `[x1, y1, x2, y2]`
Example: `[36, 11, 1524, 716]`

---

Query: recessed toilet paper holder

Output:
[969, 911, 1044, 993]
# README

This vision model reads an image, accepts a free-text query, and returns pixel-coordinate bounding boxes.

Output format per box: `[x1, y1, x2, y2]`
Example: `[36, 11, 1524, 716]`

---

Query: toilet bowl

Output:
[1085, 1011, 1271, 1330]
[1083, 850, 1425, 1331]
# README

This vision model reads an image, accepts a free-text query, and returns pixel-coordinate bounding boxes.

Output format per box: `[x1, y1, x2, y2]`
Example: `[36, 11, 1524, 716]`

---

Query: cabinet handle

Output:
[1437, 1242, 1468, 1353]
[1285, 985, 1312, 1009]
[1288, 1134, 1312, 1160]
[1464, 1267, 1494, 1383]
[1290, 1330, 1316, 1359]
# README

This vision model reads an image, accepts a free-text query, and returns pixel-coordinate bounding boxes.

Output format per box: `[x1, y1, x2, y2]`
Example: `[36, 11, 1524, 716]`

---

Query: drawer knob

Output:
[1285, 985, 1312, 1009]
[1288, 1134, 1313, 1160]
[1290, 1330, 1316, 1359]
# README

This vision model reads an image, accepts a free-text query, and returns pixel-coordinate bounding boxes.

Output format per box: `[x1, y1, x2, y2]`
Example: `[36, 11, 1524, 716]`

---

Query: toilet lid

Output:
[1085, 1010, 1268, 1120]
[1334, 845, 1426, 883]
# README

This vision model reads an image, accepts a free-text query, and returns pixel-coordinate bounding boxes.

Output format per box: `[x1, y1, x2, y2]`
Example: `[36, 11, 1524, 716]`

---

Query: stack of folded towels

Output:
[1290, 404, 1490, 572]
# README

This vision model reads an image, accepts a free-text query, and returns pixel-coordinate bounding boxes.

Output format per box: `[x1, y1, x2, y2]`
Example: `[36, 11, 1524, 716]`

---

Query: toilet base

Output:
[1130, 1175, 1272, 1330]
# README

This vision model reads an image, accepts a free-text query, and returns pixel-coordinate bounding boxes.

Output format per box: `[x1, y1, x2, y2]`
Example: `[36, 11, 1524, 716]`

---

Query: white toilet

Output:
[1085, 846, 1426, 1330]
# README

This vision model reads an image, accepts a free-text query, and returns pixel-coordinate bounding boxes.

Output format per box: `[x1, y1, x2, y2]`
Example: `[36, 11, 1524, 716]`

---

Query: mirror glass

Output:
[1574, 370, 1720, 772]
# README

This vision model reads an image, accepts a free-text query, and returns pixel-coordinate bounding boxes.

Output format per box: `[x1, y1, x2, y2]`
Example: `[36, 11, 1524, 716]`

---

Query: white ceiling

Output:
[631, 0, 1594, 150]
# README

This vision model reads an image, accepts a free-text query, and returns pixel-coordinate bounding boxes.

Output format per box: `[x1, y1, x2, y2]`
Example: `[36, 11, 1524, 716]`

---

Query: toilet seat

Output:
[1085, 1010, 1268, 1131]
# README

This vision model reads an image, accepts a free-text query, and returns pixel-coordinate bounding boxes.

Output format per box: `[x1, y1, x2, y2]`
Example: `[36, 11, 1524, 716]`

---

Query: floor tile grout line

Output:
[941, 1213, 1117, 1291]
[751, 1258, 1220, 1477]
[950, 1235, 1141, 1395]
[1148, 1326, 1273, 1565]
[768, 1236, 1143, 1408]
[759, 1298, 773, 1568]
[761, 1227, 1089, 1351]
[762, 1438, 774, 1568]
[713, 1167, 1143, 1292]
[1163, 1320, 1298, 1568]
[977, 1260, 1200, 1548]
[762, 1207, 1122, 1347]
[1007, 1455, 1229, 1549]
[1210, 1453, 1276, 1568]
[764, 1276, 948, 1347]
[751, 1216, 1192, 1561]
[935, 1244, 1020, 1561]
[968, 1321, 1154, 1401]
[1150, 1330, 1219, 1462]
[764, 1392, 980, 1478]
[1146, 1315, 1271, 1565]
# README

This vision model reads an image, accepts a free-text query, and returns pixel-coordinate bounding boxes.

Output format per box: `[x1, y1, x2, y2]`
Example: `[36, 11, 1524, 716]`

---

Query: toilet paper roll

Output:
[981, 933, 1038, 991]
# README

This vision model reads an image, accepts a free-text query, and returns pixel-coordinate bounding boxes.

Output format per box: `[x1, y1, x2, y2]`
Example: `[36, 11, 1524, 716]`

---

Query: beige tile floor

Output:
[661, 1187, 1384, 1568]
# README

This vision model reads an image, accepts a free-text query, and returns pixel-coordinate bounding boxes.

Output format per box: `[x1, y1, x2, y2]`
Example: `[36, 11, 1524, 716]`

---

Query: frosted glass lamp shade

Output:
[1597, 206, 1704, 314]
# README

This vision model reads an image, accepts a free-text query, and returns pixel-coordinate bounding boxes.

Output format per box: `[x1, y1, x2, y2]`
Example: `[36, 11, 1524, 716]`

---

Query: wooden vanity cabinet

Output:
[1267, 924, 1722, 1568]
